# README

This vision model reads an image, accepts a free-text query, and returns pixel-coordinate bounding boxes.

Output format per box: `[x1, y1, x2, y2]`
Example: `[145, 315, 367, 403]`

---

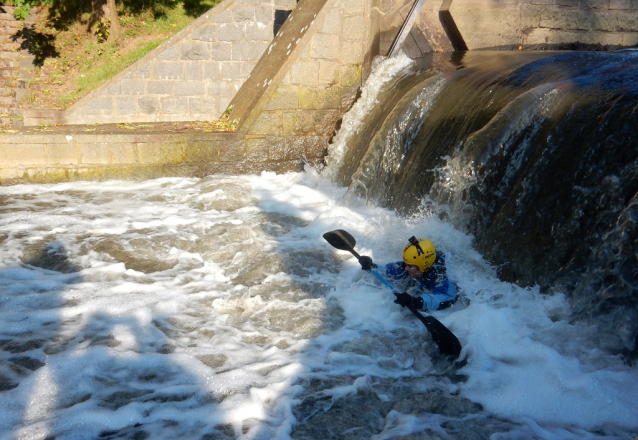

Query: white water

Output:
[1, 170, 637, 440]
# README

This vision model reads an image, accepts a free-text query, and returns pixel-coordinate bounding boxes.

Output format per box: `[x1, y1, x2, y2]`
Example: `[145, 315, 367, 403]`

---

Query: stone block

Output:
[86, 97, 113, 115]
[566, 11, 592, 30]
[240, 61, 257, 78]
[540, 11, 566, 29]
[80, 143, 110, 165]
[255, 5, 274, 23]
[312, 109, 340, 136]
[233, 6, 256, 22]
[138, 142, 185, 165]
[186, 61, 203, 80]
[597, 30, 625, 44]
[275, 0, 297, 8]
[622, 32, 638, 44]
[246, 22, 272, 41]
[46, 144, 79, 166]
[282, 110, 314, 135]
[181, 42, 210, 60]
[341, 64, 362, 87]
[207, 79, 235, 95]
[183, 141, 218, 163]
[0, 167, 23, 180]
[265, 86, 300, 110]
[321, 9, 342, 34]
[305, 136, 329, 158]
[158, 45, 180, 61]
[343, 0, 365, 13]
[221, 61, 241, 80]
[319, 61, 340, 85]
[218, 96, 233, 115]
[211, 43, 232, 61]
[618, 13, 638, 30]
[193, 24, 216, 41]
[154, 62, 185, 79]
[161, 97, 189, 114]
[113, 80, 145, 95]
[243, 137, 270, 162]
[218, 23, 245, 41]
[343, 15, 365, 41]
[116, 96, 137, 114]
[291, 61, 320, 85]
[0, 144, 46, 166]
[300, 86, 340, 110]
[134, 62, 151, 79]
[341, 41, 364, 64]
[146, 81, 172, 95]
[108, 143, 137, 164]
[203, 61, 222, 79]
[254, 42, 270, 59]
[610, 0, 631, 7]
[211, 9, 233, 23]
[189, 96, 217, 114]
[311, 34, 340, 60]
[269, 136, 305, 161]
[214, 137, 245, 162]
[591, 11, 620, 31]
[231, 41, 260, 61]
[175, 81, 205, 96]
[26, 168, 47, 181]
[248, 111, 282, 136]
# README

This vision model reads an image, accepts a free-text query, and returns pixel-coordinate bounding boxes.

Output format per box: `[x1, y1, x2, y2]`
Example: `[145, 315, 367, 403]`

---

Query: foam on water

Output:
[1, 170, 637, 440]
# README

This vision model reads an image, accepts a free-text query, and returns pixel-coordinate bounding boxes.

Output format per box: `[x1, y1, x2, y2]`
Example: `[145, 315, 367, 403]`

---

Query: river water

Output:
[1, 54, 638, 440]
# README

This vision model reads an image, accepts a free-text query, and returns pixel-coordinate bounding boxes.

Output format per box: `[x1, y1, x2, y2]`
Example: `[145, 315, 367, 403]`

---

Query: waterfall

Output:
[327, 50, 638, 359]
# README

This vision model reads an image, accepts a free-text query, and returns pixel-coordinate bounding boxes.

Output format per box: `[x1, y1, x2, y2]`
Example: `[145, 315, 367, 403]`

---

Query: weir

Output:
[329, 50, 638, 359]
[1, 3, 638, 438]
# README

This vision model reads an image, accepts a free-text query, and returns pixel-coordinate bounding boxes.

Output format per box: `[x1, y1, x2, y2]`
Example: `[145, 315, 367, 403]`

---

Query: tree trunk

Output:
[87, 0, 121, 42]
[105, 0, 122, 42]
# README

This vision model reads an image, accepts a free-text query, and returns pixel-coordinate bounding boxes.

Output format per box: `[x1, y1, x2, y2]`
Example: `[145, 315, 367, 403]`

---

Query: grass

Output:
[22, 1, 219, 110]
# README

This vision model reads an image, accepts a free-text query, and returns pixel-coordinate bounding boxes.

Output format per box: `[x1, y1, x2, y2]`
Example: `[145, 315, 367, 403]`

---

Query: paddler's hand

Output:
[394, 292, 424, 310]
[359, 256, 376, 271]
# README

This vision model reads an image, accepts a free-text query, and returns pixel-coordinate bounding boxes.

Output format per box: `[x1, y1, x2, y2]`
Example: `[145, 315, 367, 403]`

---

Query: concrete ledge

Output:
[0, 124, 320, 184]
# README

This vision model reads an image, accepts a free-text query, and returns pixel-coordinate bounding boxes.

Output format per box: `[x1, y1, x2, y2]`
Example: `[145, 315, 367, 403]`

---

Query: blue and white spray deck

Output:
[1, 170, 637, 439]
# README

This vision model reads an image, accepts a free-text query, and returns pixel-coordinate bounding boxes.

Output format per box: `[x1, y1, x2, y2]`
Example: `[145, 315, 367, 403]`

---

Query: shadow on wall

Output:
[274, 0, 299, 36]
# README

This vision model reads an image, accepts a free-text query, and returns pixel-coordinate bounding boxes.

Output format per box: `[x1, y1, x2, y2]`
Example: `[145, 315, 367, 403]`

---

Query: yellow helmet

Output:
[402, 237, 436, 271]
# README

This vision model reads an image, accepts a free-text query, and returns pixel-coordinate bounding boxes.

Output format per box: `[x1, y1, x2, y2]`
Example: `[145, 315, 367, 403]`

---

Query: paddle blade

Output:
[409, 306, 462, 358]
[323, 229, 357, 252]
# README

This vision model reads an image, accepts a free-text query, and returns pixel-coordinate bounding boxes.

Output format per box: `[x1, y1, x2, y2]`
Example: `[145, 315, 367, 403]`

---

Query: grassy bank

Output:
[21, 1, 219, 110]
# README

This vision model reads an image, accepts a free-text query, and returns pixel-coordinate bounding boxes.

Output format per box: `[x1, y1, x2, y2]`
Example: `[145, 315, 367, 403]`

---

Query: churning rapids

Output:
[1, 53, 638, 440]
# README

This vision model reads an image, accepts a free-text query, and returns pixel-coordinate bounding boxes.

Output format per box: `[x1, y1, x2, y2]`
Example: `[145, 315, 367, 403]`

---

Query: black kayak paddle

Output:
[323, 229, 462, 359]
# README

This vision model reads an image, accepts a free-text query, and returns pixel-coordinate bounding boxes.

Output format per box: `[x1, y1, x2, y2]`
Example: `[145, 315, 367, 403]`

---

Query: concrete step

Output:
[0, 86, 15, 96]
[21, 108, 65, 126]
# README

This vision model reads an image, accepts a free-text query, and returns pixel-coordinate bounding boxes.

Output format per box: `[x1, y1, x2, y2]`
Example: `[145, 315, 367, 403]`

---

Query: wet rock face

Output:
[290, 378, 517, 440]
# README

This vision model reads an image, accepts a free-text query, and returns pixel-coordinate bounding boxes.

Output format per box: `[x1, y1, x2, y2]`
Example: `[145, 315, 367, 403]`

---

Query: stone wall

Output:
[0, 5, 19, 125]
[0, 128, 308, 184]
[35, 0, 297, 126]
[229, 0, 378, 169]
[440, 0, 638, 50]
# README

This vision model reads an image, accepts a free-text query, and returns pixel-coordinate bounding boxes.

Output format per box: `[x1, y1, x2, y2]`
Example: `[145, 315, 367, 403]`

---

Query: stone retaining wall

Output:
[42, 0, 297, 126]
[440, 0, 638, 50]
[0, 129, 309, 184]
[0, 5, 19, 125]
[229, 0, 379, 172]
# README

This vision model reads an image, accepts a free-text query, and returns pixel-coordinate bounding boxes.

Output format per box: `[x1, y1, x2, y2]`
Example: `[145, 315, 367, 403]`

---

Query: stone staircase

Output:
[0, 5, 20, 125]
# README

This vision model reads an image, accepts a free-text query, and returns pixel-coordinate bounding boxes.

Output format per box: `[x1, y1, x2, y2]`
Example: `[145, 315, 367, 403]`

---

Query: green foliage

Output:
[95, 18, 110, 43]
[12, 0, 42, 20]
